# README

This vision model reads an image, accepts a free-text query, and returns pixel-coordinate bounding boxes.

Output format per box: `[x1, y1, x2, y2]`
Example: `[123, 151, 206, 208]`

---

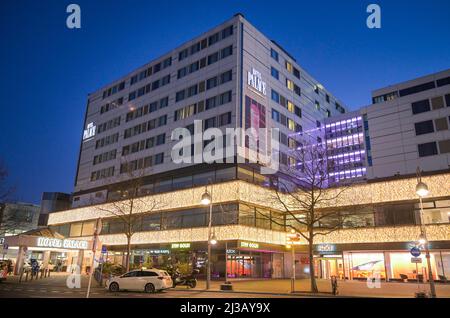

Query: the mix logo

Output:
[171, 121, 280, 174]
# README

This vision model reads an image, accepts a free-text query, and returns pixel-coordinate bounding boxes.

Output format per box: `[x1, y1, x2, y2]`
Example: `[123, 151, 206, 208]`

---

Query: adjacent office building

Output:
[5, 14, 449, 281]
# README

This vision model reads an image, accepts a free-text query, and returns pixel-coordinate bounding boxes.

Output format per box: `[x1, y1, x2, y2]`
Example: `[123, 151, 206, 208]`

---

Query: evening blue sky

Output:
[1, 0, 449, 204]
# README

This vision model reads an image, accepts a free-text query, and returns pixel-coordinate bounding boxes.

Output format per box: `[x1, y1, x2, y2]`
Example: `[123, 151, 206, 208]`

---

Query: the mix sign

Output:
[37, 237, 89, 250]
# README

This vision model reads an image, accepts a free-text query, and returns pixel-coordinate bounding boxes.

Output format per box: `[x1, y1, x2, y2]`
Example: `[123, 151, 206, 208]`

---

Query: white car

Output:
[106, 269, 173, 293]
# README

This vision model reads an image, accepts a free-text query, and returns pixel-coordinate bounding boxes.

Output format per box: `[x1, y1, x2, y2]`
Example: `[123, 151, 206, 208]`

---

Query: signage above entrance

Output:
[240, 241, 259, 249]
[37, 237, 89, 250]
[316, 244, 336, 253]
[247, 68, 267, 96]
[171, 242, 191, 249]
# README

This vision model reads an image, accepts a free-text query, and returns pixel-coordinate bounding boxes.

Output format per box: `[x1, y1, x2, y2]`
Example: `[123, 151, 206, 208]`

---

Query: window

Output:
[287, 101, 294, 113]
[154, 153, 164, 165]
[285, 61, 293, 73]
[399, 81, 435, 97]
[270, 48, 279, 61]
[446, 94, 450, 107]
[207, 77, 218, 90]
[271, 67, 279, 80]
[437, 76, 450, 87]
[220, 70, 232, 83]
[287, 119, 295, 131]
[431, 96, 445, 110]
[221, 45, 233, 58]
[204, 117, 216, 129]
[208, 52, 219, 65]
[414, 120, 434, 135]
[286, 79, 294, 91]
[294, 106, 302, 118]
[418, 142, 438, 157]
[156, 133, 165, 146]
[176, 90, 185, 102]
[439, 139, 450, 154]
[272, 109, 280, 122]
[434, 118, 449, 131]
[293, 67, 300, 79]
[411, 99, 431, 114]
[219, 112, 232, 126]
[294, 84, 301, 96]
[271, 90, 280, 103]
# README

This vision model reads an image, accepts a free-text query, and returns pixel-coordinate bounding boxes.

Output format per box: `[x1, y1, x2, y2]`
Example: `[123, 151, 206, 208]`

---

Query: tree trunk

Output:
[125, 235, 131, 272]
[308, 239, 318, 293]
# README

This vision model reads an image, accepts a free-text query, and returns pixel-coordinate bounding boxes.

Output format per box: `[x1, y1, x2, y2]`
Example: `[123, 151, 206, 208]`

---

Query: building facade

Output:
[6, 15, 450, 282]
[72, 13, 347, 208]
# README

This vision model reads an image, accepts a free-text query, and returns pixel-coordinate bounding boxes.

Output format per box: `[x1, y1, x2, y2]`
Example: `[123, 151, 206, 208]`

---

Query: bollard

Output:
[19, 269, 24, 283]
[40, 269, 44, 279]
[25, 270, 29, 282]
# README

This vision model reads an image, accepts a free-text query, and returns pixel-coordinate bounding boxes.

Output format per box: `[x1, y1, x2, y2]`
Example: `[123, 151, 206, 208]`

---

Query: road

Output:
[0, 274, 301, 298]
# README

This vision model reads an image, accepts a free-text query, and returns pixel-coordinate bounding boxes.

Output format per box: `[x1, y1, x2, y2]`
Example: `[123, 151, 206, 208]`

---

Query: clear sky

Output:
[1, 0, 449, 204]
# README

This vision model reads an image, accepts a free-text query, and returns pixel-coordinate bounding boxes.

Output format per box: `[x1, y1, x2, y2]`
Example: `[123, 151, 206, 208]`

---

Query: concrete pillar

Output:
[77, 249, 84, 273]
[14, 246, 27, 275]
[42, 251, 51, 269]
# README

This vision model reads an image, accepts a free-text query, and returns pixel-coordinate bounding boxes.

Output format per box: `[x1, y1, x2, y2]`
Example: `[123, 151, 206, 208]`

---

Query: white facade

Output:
[364, 69, 450, 180]
[73, 14, 347, 207]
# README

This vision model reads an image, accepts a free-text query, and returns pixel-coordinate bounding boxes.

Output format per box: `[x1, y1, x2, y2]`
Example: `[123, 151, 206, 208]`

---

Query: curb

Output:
[172, 288, 357, 298]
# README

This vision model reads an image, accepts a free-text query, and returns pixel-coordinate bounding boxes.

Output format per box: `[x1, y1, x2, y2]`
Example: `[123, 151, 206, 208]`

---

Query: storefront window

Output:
[215, 167, 236, 182]
[344, 252, 386, 280]
[388, 252, 438, 280]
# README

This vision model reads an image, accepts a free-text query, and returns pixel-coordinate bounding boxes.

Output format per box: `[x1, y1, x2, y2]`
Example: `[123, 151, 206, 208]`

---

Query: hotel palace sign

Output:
[247, 68, 267, 96]
[37, 237, 89, 250]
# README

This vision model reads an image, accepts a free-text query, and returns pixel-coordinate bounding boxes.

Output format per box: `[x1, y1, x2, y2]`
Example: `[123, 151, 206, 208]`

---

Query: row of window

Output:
[177, 45, 233, 79]
[122, 133, 166, 157]
[415, 116, 450, 136]
[128, 74, 171, 102]
[95, 133, 119, 150]
[93, 149, 117, 165]
[123, 115, 167, 139]
[102, 81, 125, 99]
[175, 70, 232, 104]
[91, 166, 115, 181]
[418, 139, 450, 157]
[271, 109, 302, 133]
[130, 57, 172, 86]
[270, 89, 302, 118]
[412, 94, 450, 115]
[97, 116, 121, 134]
[178, 25, 233, 61]
[125, 96, 169, 123]
[119, 152, 164, 174]
[100, 97, 124, 115]
[372, 75, 450, 104]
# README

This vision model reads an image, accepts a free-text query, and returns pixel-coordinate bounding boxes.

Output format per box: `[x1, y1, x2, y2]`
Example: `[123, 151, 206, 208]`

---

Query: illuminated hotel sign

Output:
[83, 122, 96, 141]
[37, 237, 89, 250]
[171, 242, 191, 249]
[247, 68, 267, 96]
[240, 241, 259, 249]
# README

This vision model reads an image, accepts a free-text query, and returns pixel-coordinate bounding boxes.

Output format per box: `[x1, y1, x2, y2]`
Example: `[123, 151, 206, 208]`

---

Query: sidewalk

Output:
[176, 278, 450, 298]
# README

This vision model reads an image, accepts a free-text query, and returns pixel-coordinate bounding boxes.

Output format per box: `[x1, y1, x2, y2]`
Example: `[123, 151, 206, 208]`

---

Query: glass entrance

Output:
[316, 256, 344, 279]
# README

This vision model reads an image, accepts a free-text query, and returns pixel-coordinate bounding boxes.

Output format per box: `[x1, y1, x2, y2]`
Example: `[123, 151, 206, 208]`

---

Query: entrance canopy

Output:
[3, 227, 92, 251]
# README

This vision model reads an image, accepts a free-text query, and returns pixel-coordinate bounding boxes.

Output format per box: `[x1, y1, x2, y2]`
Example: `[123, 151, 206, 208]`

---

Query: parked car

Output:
[106, 269, 172, 293]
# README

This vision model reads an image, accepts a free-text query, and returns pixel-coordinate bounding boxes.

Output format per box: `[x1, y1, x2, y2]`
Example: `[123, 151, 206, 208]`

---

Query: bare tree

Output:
[0, 159, 17, 236]
[0, 159, 14, 204]
[95, 159, 163, 272]
[252, 134, 357, 293]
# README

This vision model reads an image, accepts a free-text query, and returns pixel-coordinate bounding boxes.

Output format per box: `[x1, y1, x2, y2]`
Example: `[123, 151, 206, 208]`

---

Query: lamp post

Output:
[201, 184, 216, 290]
[416, 168, 436, 298]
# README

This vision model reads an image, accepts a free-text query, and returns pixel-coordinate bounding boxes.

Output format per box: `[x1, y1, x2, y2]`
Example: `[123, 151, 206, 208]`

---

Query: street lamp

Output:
[201, 185, 216, 290]
[416, 167, 436, 298]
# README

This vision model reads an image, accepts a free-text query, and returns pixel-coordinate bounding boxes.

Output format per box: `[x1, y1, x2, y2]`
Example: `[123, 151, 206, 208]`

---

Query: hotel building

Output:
[3, 14, 450, 282]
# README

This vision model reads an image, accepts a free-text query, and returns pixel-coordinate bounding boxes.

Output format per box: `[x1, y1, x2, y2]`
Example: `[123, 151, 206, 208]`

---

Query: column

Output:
[77, 249, 84, 273]
[42, 251, 51, 269]
[14, 246, 27, 275]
